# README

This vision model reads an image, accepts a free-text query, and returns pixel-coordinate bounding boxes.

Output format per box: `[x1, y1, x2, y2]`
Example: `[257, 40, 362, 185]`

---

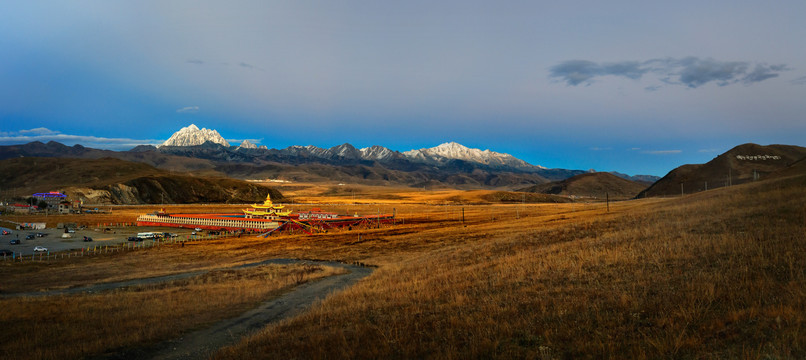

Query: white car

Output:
[194, 228, 202, 231]
[33, 246, 47, 252]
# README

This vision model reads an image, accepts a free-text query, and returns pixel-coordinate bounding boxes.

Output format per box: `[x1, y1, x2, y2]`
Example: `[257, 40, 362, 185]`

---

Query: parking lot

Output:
[0, 226, 201, 256]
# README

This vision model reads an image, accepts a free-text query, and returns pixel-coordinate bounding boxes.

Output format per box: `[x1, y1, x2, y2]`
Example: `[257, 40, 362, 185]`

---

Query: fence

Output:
[0, 233, 228, 263]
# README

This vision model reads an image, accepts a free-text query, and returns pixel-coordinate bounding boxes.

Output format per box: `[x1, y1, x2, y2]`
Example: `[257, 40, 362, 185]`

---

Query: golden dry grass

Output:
[0, 263, 343, 360]
[214, 176, 806, 359]
[1, 175, 804, 359]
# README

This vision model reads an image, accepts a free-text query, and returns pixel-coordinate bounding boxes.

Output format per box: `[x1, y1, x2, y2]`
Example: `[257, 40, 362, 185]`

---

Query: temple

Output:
[242, 194, 292, 219]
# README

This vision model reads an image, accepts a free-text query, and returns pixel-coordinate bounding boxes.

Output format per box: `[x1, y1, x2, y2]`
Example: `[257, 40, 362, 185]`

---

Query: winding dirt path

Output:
[145, 261, 372, 360]
[40, 259, 375, 360]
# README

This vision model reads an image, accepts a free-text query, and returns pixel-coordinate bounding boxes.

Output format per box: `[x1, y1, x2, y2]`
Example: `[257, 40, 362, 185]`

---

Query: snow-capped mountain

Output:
[280, 144, 364, 160]
[159, 125, 547, 172]
[403, 142, 544, 169]
[236, 140, 257, 150]
[162, 124, 230, 147]
[360, 145, 396, 161]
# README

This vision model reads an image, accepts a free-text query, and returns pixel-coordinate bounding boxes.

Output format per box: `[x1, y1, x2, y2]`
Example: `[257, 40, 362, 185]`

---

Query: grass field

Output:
[1, 174, 804, 359]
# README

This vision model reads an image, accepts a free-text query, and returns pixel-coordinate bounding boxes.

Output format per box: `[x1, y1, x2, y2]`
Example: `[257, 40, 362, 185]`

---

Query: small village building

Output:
[10, 204, 37, 214]
[58, 201, 73, 214]
[33, 191, 67, 207]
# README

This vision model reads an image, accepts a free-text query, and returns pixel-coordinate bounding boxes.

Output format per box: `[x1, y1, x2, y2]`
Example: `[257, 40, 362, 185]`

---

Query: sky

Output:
[1, 1, 805, 176]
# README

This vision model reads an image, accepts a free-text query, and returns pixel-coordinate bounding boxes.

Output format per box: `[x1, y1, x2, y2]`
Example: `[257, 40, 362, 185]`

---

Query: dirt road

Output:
[60, 259, 374, 360]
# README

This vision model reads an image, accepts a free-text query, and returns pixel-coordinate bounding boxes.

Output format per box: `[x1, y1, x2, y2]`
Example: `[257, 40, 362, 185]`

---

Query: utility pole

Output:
[606, 192, 609, 212]
[681, 182, 684, 197]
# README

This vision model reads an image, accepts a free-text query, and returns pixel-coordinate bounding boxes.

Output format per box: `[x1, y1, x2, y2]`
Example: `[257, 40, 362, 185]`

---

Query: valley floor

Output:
[1, 175, 804, 359]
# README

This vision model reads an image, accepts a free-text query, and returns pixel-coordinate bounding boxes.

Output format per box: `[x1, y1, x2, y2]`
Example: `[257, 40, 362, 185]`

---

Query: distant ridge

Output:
[403, 142, 544, 170]
[237, 139, 257, 150]
[637, 143, 806, 198]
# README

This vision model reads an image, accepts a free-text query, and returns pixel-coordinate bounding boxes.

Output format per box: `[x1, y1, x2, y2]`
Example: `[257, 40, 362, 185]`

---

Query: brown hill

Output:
[0, 157, 283, 205]
[765, 156, 806, 180]
[519, 172, 647, 200]
[637, 143, 806, 198]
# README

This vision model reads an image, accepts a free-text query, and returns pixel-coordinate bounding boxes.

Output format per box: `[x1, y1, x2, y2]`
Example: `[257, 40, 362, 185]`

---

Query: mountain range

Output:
[159, 124, 549, 171]
[0, 124, 664, 193]
[0, 125, 802, 202]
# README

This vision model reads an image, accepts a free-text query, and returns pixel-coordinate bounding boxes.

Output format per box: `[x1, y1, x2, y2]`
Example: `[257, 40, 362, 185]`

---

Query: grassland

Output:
[0, 263, 343, 359]
[1, 175, 804, 359]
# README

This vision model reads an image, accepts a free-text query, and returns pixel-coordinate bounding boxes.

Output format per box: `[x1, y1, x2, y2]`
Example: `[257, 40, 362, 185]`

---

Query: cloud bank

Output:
[550, 57, 790, 88]
[0, 128, 164, 150]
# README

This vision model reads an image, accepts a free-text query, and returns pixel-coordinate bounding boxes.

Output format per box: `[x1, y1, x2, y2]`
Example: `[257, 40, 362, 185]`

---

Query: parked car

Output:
[9, 239, 20, 245]
[67, 228, 76, 233]
[0, 249, 13, 256]
[33, 246, 47, 252]
[25, 234, 35, 240]
[127, 236, 143, 242]
[194, 228, 202, 231]
[83, 236, 93, 242]
[1, 230, 10, 235]
[36, 232, 47, 237]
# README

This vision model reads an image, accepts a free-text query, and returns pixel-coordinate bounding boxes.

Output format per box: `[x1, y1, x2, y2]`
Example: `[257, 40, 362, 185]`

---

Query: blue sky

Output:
[1, 1, 805, 176]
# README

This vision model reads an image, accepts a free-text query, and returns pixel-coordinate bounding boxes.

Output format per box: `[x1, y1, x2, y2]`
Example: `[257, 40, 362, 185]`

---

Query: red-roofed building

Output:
[10, 203, 37, 214]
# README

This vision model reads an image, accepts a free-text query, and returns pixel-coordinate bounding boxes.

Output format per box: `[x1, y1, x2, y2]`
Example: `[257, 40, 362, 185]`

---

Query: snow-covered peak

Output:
[360, 145, 395, 161]
[330, 143, 361, 158]
[162, 124, 230, 147]
[403, 141, 544, 169]
[237, 140, 257, 149]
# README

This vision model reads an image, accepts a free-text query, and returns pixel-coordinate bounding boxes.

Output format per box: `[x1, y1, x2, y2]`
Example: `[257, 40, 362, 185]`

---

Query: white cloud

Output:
[643, 150, 682, 155]
[0, 130, 164, 150]
[227, 138, 263, 145]
[19, 127, 60, 135]
[176, 106, 200, 113]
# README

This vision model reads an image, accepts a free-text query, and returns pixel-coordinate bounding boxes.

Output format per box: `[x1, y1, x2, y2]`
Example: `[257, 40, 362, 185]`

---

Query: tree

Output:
[38, 200, 49, 210]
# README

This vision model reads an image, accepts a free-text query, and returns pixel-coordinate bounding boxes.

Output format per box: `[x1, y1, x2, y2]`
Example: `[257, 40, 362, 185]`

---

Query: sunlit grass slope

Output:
[218, 175, 806, 359]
